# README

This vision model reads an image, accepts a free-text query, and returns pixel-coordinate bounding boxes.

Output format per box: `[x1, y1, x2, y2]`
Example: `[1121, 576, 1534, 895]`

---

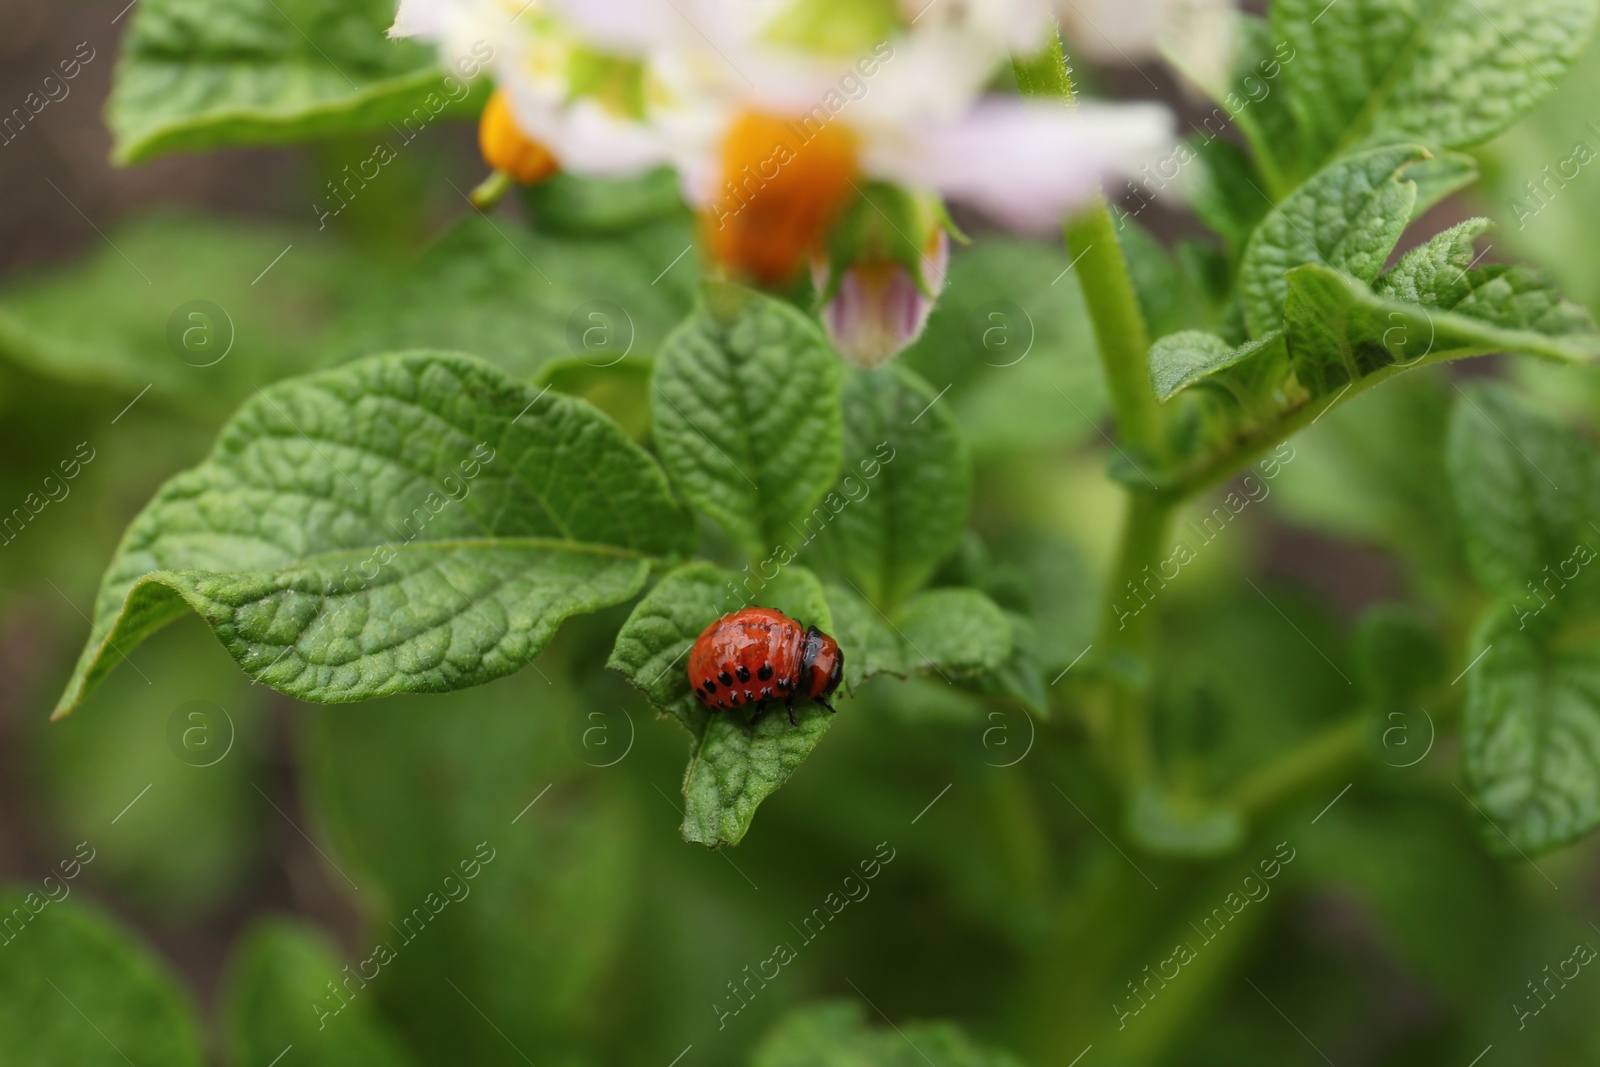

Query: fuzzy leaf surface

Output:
[652, 285, 843, 558]
[54, 351, 694, 715]
[1275, 0, 1598, 166]
[1240, 144, 1427, 337]
[816, 364, 970, 608]
[107, 0, 474, 162]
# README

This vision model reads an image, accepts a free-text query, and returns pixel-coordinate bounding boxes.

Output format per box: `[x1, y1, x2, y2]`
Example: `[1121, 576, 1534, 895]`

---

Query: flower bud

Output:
[812, 184, 951, 366]
[815, 228, 949, 368]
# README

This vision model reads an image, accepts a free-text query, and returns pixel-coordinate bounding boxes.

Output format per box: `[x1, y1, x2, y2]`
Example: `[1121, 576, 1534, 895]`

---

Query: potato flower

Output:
[393, 0, 1175, 364]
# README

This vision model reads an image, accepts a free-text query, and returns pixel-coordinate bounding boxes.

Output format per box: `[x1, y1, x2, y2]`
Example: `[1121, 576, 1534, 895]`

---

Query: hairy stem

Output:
[1013, 35, 1167, 464]
[1014, 34, 1171, 790]
[1062, 208, 1166, 462]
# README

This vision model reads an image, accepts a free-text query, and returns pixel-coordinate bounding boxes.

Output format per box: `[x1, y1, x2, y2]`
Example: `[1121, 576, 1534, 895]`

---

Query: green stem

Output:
[1014, 33, 1170, 785]
[1227, 686, 1467, 817]
[1227, 715, 1368, 818]
[1096, 492, 1174, 651]
[1013, 34, 1170, 778]
[1064, 206, 1166, 462]
[1091, 492, 1176, 785]
[469, 169, 513, 211]
[1012, 34, 1166, 465]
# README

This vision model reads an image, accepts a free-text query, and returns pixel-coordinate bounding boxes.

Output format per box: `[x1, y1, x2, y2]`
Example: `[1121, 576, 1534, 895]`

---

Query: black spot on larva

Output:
[705, 679, 717, 694]
[744, 690, 755, 703]
[730, 692, 741, 706]
[695, 687, 705, 698]
[776, 678, 790, 691]
[719, 671, 733, 686]
[761, 687, 772, 700]
[758, 664, 773, 681]
[737, 665, 750, 683]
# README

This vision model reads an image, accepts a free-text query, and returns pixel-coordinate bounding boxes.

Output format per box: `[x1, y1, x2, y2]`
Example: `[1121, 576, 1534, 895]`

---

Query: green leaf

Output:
[107, 0, 479, 163]
[1394, 257, 1599, 345]
[607, 563, 734, 740]
[817, 583, 1016, 700]
[54, 350, 694, 717]
[607, 563, 839, 847]
[1378, 218, 1496, 306]
[332, 214, 698, 378]
[1239, 144, 1427, 337]
[305, 673, 636, 1062]
[967, 611, 1049, 716]
[222, 921, 417, 1067]
[752, 1001, 1025, 1067]
[652, 284, 843, 558]
[1196, 14, 1304, 181]
[1147, 329, 1284, 402]
[0, 893, 204, 1065]
[814, 364, 970, 608]
[1464, 606, 1600, 853]
[823, 582, 908, 693]
[1447, 385, 1599, 602]
[1187, 134, 1276, 245]
[522, 167, 687, 236]
[896, 587, 1013, 679]
[1275, 0, 1599, 166]
[1284, 260, 1600, 396]
[1377, 215, 1598, 349]
[1479, 34, 1600, 312]
[0, 213, 358, 409]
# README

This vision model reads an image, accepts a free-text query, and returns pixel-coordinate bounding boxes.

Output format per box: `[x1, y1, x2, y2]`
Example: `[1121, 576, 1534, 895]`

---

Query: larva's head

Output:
[801, 626, 843, 701]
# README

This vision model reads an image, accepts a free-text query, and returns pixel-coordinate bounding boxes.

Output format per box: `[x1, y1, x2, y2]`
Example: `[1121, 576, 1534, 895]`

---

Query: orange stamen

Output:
[705, 110, 860, 285]
[478, 89, 559, 185]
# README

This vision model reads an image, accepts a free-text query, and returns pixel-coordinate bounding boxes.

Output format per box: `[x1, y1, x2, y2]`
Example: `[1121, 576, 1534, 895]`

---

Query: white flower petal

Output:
[862, 98, 1174, 235]
[899, 0, 1055, 54]
[388, 0, 437, 38]
[541, 0, 685, 54]
[503, 86, 671, 176]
